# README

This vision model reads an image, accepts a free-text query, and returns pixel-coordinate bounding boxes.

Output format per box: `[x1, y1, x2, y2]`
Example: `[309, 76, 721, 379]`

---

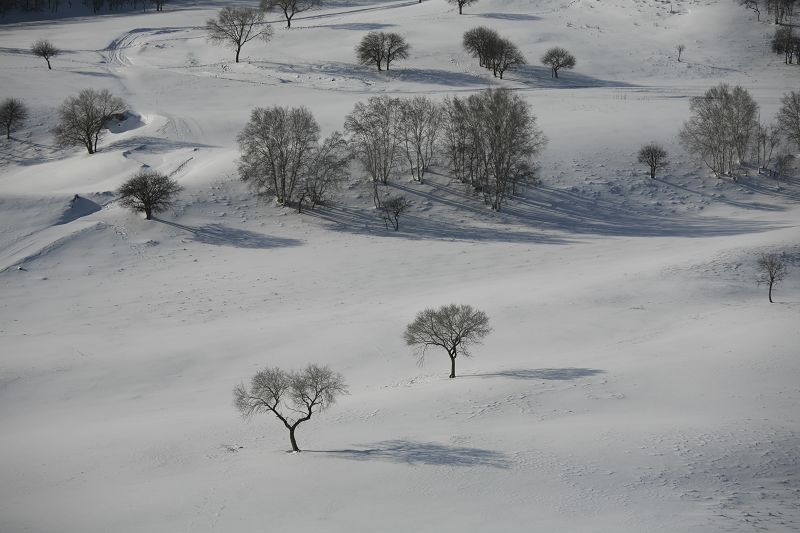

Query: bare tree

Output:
[31, 39, 60, 70]
[206, 6, 273, 63]
[380, 195, 411, 230]
[117, 169, 182, 220]
[441, 96, 473, 186]
[447, 0, 478, 14]
[383, 32, 410, 70]
[464, 89, 547, 210]
[676, 43, 685, 62]
[297, 131, 350, 212]
[740, 0, 761, 20]
[488, 37, 525, 79]
[344, 96, 402, 207]
[260, 0, 320, 28]
[637, 143, 668, 179]
[233, 364, 347, 452]
[404, 304, 492, 378]
[0, 98, 28, 139]
[771, 26, 794, 64]
[679, 84, 758, 178]
[398, 96, 442, 182]
[754, 121, 781, 173]
[53, 89, 126, 154]
[355, 31, 409, 71]
[238, 105, 320, 206]
[152, 0, 167, 11]
[463, 26, 499, 68]
[541, 47, 576, 78]
[778, 91, 800, 149]
[757, 253, 787, 303]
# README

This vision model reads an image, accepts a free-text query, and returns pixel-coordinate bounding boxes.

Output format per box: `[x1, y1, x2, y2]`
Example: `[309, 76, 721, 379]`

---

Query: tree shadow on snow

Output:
[511, 65, 632, 89]
[311, 440, 511, 468]
[155, 219, 303, 249]
[307, 22, 395, 30]
[469, 368, 605, 380]
[472, 12, 541, 21]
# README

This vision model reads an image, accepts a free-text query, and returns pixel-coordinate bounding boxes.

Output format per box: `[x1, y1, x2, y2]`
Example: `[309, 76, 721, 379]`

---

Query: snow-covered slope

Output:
[1, 0, 798, 531]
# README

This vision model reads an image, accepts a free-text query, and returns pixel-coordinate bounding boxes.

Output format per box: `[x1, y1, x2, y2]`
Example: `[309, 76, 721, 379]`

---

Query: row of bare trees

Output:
[739, 0, 796, 24]
[0, 0, 165, 15]
[462, 27, 526, 79]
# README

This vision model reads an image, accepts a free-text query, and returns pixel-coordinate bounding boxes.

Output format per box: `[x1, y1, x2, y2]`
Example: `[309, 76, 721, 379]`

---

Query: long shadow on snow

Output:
[310, 22, 395, 30]
[155, 219, 303, 249]
[310, 440, 511, 468]
[305, 202, 568, 244]
[512, 65, 632, 89]
[265, 60, 488, 87]
[472, 12, 541, 21]
[395, 181, 778, 238]
[468, 368, 605, 380]
[653, 177, 786, 212]
[107, 136, 214, 154]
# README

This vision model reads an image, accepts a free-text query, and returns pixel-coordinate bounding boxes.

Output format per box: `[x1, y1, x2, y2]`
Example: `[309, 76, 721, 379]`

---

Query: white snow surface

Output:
[1, 0, 799, 531]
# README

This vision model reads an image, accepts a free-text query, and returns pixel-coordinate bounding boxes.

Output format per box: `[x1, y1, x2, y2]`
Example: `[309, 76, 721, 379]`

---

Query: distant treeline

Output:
[0, 0, 166, 16]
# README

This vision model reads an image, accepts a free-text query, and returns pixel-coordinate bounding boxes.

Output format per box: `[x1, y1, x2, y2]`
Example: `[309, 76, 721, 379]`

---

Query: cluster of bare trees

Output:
[462, 27, 526, 79]
[356, 31, 410, 71]
[680, 84, 799, 178]
[442, 89, 547, 210]
[739, 0, 796, 24]
[237, 106, 350, 211]
[1, 0, 165, 15]
[771, 26, 800, 64]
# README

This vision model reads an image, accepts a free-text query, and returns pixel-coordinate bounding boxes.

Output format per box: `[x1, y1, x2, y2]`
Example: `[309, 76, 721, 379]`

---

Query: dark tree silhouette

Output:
[778, 91, 800, 149]
[206, 6, 273, 63]
[234, 364, 347, 452]
[463, 26, 500, 68]
[405, 304, 492, 378]
[541, 47, 576, 78]
[356, 31, 409, 71]
[637, 143, 668, 179]
[0, 98, 28, 139]
[447, 0, 478, 14]
[31, 39, 60, 70]
[261, 0, 320, 28]
[380, 195, 411, 230]
[757, 253, 787, 303]
[117, 169, 182, 220]
[53, 89, 126, 154]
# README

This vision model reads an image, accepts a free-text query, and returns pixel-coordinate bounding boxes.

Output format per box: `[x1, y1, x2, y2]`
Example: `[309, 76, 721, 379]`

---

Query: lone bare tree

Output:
[404, 304, 492, 378]
[757, 253, 787, 303]
[676, 43, 685, 62]
[447, 0, 478, 14]
[380, 195, 411, 230]
[355, 31, 409, 71]
[778, 91, 800, 149]
[637, 143, 668, 179]
[234, 364, 347, 452]
[238, 105, 320, 206]
[260, 0, 320, 28]
[0, 98, 28, 139]
[117, 169, 182, 220]
[541, 47, 576, 78]
[31, 39, 60, 70]
[53, 89, 126, 154]
[206, 6, 273, 63]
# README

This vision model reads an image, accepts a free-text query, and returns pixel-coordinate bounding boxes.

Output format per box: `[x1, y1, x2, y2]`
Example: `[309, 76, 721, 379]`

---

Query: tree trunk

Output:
[768, 280, 774, 303]
[289, 426, 300, 452]
[449, 354, 456, 378]
[145, 207, 152, 220]
[554, 68, 559, 78]
[235, 46, 240, 63]
[46, 58, 52, 70]
[458, 3, 462, 14]
[650, 166, 656, 179]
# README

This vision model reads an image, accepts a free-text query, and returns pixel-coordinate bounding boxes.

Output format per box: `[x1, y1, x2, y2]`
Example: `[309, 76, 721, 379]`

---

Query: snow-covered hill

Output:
[1, 0, 798, 531]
